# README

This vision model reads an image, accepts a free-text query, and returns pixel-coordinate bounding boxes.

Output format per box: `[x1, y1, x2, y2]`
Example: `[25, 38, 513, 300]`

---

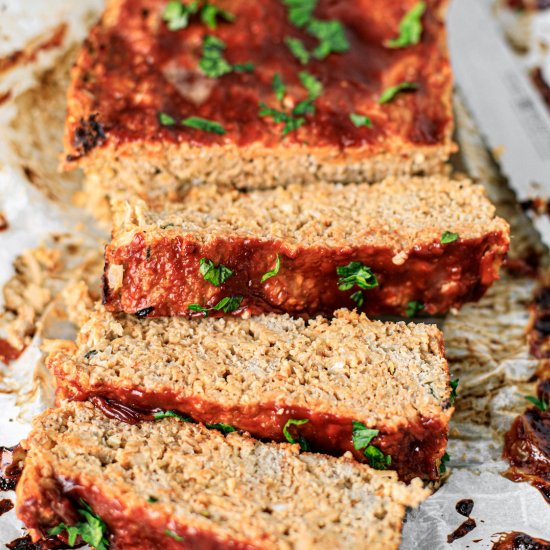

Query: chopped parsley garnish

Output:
[233, 62, 255, 72]
[272, 74, 286, 103]
[206, 422, 237, 434]
[525, 395, 548, 411]
[84, 349, 98, 360]
[406, 300, 424, 318]
[351, 421, 391, 470]
[261, 254, 281, 282]
[147, 496, 159, 503]
[385, 1, 426, 49]
[379, 82, 418, 104]
[299, 71, 323, 100]
[283, 418, 310, 451]
[201, 4, 235, 29]
[350, 113, 373, 128]
[352, 421, 379, 450]
[283, 0, 316, 28]
[162, 0, 199, 31]
[199, 258, 233, 286]
[450, 378, 459, 406]
[441, 231, 459, 244]
[182, 116, 225, 134]
[49, 500, 109, 550]
[259, 103, 305, 136]
[188, 295, 243, 316]
[336, 262, 378, 291]
[199, 35, 253, 78]
[159, 112, 176, 126]
[307, 19, 349, 59]
[154, 410, 194, 422]
[350, 291, 364, 308]
[439, 451, 450, 474]
[165, 529, 184, 542]
[285, 37, 311, 65]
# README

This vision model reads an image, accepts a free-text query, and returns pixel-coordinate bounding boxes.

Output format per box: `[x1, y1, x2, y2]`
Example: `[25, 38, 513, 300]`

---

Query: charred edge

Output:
[0, 445, 26, 491]
[491, 531, 550, 550]
[67, 113, 106, 161]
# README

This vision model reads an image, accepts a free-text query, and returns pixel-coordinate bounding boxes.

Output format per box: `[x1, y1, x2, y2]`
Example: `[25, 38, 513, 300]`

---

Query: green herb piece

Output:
[439, 451, 450, 474]
[385, 1, 426, 48]
[364, 444, 392, 470]
[199, 258, 233, 286]
[160, 223, 175, 229]
[154, 410, 194, 422]
[48, 500, 109, 550]
[182, 116, 225, 134]
[84, 350, 98, 360]
[147, 496, 159, 503]
[299, 71, 323, 100]
[350, 113, 373, 128]
[165, 529, 184, 542]
[283, 0, 316, 27]
[162, 0, 199, 31]
[336, 262, 378, 291]
[352, 421, 379, 450]
[441, 231, 459, 244]
[272, 74, 286, 103]
[211, 295, 243, 313]
[379, 82, 418, 104]
[206, 422, 237, 434]
[525, 395, 548, 411]
[406, 300, 424, 318]
[233, 62, 254, 73]
[283, 418, 310, 451]
[350, 291, 364, 308]
[450, 378, 459, 406]
[261, 254, 281, 282]
[285, 37, 311, 65]
[201, 4, 235, 29]
[199, 35, 232, 77]
[159, 112, 176, 126]
[188, 303, 209, 314]
[259, 103, 305, 136]
[307, 19, 350, 59]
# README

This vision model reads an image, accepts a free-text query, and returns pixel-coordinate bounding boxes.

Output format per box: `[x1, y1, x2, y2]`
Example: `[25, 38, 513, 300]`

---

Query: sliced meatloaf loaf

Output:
[103, 177, 510, 318]
[48, 307, 452, 481]
[17, 401, 429, 550]
[64, 0, 455, 205]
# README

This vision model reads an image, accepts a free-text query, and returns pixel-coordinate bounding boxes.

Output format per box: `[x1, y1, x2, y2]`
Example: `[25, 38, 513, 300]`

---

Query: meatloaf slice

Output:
[17, 401, 429, 550]
[64, 0, 455, 205]
[103, 176, 510, 318]
[48, 307, 452, 481]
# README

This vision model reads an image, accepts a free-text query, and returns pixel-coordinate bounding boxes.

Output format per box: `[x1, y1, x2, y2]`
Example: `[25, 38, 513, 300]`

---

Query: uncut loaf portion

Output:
[103, 176, 510, 318]
[48, 308, 452, 481]
[17, 401, 429, 550]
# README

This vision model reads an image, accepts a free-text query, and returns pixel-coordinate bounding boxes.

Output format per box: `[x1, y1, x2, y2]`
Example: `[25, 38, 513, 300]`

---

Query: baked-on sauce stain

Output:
[492, 531, 550, 549]
[0, 444, 26, 490]
[455, 498, 474, 517]
[6, 534, 74, 549]
[0, 339, 23, 365]
[0, 497, 14, 515]
[447, 518, 477, 543]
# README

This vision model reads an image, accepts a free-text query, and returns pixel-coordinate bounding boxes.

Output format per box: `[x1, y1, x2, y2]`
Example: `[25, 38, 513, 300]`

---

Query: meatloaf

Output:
[17, 401, 429, 550]
[64, 0, 455, 205]
[103, 176, 510, 318]
[48, 307, 452, 481]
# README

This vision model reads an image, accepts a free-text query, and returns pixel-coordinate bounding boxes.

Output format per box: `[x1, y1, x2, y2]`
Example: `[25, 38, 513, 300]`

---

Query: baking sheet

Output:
[0, 1, 549, 549]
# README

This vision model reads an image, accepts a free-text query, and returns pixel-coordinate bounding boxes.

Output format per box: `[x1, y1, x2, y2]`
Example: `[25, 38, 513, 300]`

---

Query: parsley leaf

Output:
[48, 500, 109, 550]
[154, 410, 194, 422]
[283, 0, 316, 27]
[233, 62, 254, 72]
[165, 529, 184, 542]
[307, 19, 349, 59]
[206, 422, 237, 434]
[525, 395, 548, 411]
[439, 451, 450, 474]
[379, 82, 418, 104]
[199, 258, 233, 286]
[162, 0, 199, 31]
[450, 378, 459, 406]
[441, 231, 459, 244]
[350, 291, 364, 308]
[350, 113, 373, 128]
[352, 421, 379, 450]
[199, 35, 232, 77]
[200, 4, 235, 30]
[261, 254, 281, 282]
[285, 37, 311, 65]
[272, 74, 286, 103]
[336, 262, 378, 291]
[147, 496, 159, 503]
[159, 112, 176, 126]
[283, 418, 310, 451]
[406, 300, 424, 317]
[259, 103, 305, 136]
[299, 71, 323, 100]
[386, 1, 426, 49]
[211, 295, 243, 313]
[364, 445, 392, 470]
[182, 116, 225, 134]
[84, 349, 98, 360]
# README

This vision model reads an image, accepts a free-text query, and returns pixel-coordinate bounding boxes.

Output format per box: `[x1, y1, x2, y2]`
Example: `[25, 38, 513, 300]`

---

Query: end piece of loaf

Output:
[48, 307, 452, 481]
[17, 402, 429, 550]
[103, 177, 510, 318]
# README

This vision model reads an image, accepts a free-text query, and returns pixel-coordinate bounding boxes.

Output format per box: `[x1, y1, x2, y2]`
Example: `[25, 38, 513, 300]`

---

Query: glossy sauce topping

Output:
[492, 532, 550, 550]
[68, 0, 452, 157]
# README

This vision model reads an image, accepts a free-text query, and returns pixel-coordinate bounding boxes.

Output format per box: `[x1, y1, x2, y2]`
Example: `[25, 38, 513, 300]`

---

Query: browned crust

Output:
[102, 231, 510, 318]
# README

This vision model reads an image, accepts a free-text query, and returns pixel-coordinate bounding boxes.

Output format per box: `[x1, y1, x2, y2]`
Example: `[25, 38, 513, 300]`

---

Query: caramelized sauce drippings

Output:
[492, 531, 550, 550]
[0, 497, 14, 515]
[447, 518, 477, 543]
[0, 444, 26, 490]
[0, 339, 23, 365]
[455, 498, 474, 517]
